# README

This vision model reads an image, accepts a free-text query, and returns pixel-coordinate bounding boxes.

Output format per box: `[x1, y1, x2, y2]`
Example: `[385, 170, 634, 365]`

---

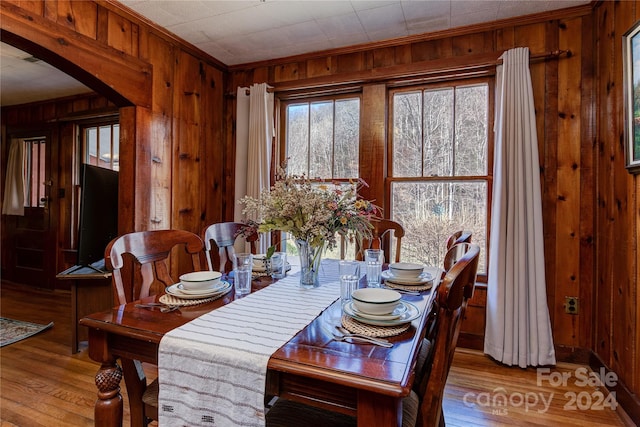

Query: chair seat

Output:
[266, 395, 418, 427]
[142, 378, 159, 421]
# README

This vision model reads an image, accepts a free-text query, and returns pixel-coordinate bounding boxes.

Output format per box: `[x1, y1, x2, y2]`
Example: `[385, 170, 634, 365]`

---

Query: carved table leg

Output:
[94, 361, 124, 427]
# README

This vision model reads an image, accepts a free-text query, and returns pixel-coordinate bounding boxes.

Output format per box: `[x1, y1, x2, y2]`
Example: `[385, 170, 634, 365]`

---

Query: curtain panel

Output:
[235, 83, 274, 253]
[2, 138, 25, 216]
[484, 47, 556, 368]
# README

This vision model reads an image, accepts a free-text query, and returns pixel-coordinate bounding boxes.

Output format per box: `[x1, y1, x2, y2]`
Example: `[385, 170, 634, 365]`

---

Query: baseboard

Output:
[589, 352, 640, 426]
[457, 332, 483, 350]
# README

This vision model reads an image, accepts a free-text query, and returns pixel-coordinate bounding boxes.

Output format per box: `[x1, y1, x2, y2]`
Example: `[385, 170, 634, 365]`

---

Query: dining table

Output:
[79, 259, 438, 427]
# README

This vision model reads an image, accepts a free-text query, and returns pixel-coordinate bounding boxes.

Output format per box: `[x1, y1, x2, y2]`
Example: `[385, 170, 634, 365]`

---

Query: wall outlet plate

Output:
[565, 296, 579, 314]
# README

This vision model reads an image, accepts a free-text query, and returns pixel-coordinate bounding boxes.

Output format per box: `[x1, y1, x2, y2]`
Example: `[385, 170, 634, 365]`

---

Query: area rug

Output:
[0, 317, 54, 347]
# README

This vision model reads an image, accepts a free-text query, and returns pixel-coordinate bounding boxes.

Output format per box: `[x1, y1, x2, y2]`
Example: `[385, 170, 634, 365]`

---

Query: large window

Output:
[389, 80, 492, 275]
[283, 94, 361, 257]
[285, 95, 360, 179]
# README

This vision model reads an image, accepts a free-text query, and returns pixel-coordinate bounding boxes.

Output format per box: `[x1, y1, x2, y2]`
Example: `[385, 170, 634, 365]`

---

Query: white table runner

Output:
[158, 259, 342, 427]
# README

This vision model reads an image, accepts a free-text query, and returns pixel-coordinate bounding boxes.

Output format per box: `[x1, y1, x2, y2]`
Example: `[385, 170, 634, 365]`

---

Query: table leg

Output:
[357, 390, 402, 427]
[94, 362, 124, 427]
[87, 328, 124, 427]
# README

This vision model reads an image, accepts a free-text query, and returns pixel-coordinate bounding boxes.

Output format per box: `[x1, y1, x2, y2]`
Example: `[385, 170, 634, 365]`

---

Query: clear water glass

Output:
[340, 274, 359, 306]
[364, 249, 384, 287]
[233, 253, 253, 296]
[339, 260, 361, 278]
[271, 251, 287, 279]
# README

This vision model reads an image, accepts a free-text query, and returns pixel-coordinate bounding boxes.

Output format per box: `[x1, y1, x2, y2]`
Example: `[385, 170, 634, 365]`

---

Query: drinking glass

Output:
[364, 249, 383, 287]
[340, 275, 359, 306]
[233, 253, 253, 296]
[270, 251, 288, 279]
[339, 260, 361, 279]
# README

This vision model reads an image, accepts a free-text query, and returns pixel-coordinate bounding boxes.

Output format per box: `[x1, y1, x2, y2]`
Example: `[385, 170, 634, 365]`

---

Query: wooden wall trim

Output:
[0, 1, 152, 108]
[265, 52, 499, 94]
[229, 4, 592, 71]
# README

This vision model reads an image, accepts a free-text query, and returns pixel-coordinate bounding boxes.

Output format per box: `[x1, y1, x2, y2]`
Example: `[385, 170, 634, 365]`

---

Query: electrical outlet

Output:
[565, 296, 579, 315]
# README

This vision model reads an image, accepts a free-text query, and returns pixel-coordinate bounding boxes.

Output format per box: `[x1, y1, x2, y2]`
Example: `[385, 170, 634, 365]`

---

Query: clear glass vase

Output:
[296, 238, 324, 288]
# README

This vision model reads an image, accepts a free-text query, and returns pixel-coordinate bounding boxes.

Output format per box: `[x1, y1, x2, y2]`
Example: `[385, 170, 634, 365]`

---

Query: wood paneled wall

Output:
[594, 0, 640, 402]
[1, 0, 638, 412]
[1, 0, 226, 278]
[227, 2, 639, 402]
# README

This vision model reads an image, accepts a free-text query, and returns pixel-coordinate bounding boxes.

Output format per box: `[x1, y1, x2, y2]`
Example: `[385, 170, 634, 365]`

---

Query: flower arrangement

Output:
[240, 166, 380, 251]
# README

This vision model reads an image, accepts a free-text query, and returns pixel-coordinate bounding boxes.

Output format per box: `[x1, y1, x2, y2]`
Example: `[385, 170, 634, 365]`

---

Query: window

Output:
[389, 80, 492, 275]
[284, 95, 360, 179]
[81, 122, 119, 171]
[282, 94, 361, 257]
[23, 137, 47, 208]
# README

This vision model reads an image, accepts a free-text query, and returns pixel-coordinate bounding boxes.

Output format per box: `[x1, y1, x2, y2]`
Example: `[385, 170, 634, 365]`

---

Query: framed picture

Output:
[623, 20, 640, 174]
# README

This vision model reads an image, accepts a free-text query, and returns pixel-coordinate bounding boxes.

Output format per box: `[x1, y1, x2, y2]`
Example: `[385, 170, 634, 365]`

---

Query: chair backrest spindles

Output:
[201, 222, 258, 273]
[105, 229, 204, 305]
[356, 219, 405, 263]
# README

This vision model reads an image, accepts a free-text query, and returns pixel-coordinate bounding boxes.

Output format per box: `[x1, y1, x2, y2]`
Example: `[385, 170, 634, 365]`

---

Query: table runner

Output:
[158, 259, 342, 427]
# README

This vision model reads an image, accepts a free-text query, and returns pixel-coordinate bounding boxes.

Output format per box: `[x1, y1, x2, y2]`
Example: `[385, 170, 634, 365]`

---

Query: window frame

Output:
[279, 92, 363, 180]
[78, 117, 120, 172]
[386, 77, 494, 282]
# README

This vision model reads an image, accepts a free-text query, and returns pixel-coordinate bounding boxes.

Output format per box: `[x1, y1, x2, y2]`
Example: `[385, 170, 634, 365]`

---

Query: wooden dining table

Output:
[79, 266, 437, 427]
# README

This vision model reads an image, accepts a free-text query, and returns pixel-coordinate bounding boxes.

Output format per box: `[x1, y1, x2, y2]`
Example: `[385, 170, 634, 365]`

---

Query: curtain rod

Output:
[497, 49, 571, 65]
[245, 87, 274, 95]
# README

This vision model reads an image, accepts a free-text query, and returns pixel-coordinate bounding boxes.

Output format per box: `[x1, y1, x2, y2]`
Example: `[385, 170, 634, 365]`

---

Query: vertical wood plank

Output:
[578, 12, 596, 351]
[542, 20, 560, 329]
[57, 0, 97, 39]
[553, 17, 583, 347]
[594, 0, 616, 370]
[360, 84, 386, 212]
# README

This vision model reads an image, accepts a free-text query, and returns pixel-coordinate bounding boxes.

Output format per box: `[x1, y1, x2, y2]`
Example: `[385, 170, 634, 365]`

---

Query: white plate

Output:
[382, 270, 433, 285]
[343, 301, 420, 326]
[177, 281, 227, 295]
[346, 301, 408, 320]
[165, 281, 232, 300]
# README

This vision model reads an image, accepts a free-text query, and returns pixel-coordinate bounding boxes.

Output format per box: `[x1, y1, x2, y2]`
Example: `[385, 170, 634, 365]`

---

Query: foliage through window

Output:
[283, 95, 361, 257]
[390, 80, 492, 275]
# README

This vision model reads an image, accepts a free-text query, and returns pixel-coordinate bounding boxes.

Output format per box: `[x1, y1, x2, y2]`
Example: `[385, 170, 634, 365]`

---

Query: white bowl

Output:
[179, 271, 222, 290]
[351, 288, 401, 315]
[389, 262, 424, 279]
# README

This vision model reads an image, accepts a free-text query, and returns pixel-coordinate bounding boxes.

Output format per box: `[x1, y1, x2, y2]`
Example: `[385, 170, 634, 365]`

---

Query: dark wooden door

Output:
[4, 135, 55, 289]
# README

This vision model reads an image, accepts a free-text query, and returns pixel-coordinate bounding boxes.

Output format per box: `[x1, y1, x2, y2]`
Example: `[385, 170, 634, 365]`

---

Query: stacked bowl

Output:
[351, 288, 401, 316]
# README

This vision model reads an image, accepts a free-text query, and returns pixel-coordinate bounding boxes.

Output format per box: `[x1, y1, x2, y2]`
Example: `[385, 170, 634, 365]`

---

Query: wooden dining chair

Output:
[445, 230, 472, 250]
[104, 229, 205, 427]
[201, 222, 259, 273]
[265, 244, 480, 427]
[410, 243, 480, 426]
[356, 219, 405, 263]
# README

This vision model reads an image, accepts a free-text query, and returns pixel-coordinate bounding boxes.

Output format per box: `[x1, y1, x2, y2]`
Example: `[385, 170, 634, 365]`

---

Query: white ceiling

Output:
[1, 0, 590, 106]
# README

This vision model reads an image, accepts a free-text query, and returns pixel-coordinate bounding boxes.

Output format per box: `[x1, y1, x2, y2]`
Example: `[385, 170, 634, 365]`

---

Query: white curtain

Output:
[2, 138, 25, 216]
[484, 47, 556, 368]
[235, 83, 274, 253]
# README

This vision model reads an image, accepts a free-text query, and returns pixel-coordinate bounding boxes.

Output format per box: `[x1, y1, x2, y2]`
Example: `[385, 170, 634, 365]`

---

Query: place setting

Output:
[158, 271, 233, 307]
[381, 262, 435, 292]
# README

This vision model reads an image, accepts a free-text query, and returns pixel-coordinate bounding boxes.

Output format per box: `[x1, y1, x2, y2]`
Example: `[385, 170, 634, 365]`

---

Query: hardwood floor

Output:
[0, 282, 634, 427]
